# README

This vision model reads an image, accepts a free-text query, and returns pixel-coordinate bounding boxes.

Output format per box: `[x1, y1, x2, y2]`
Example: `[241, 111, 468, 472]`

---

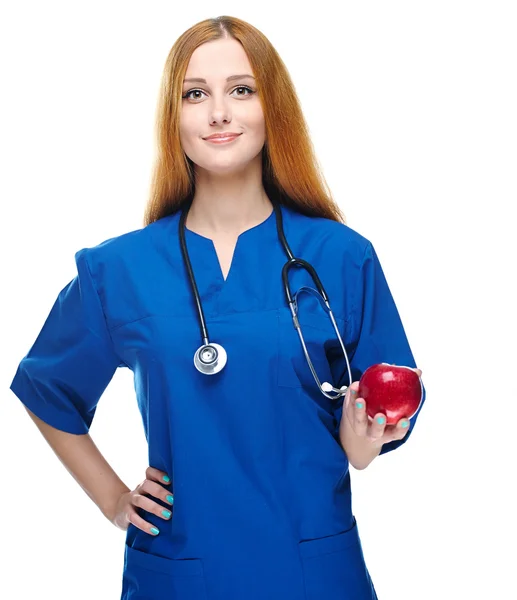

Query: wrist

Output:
[100, 483, 131, 523]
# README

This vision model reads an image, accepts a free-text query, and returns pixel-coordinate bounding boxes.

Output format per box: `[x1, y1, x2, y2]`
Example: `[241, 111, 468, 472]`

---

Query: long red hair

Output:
[143, 15, 346, 227]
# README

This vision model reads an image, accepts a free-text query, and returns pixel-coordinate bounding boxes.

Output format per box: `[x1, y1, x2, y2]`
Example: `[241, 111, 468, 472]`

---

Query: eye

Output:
[182, 85, 255, 101]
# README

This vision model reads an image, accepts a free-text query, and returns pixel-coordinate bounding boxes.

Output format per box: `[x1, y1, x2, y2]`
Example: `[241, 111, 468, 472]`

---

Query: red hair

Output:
[143, 15, 346, 227]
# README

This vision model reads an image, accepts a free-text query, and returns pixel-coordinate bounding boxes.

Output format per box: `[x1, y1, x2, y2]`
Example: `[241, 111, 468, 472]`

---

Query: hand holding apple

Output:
[342, 364, 423, 448]
[358, 363, 423, 425]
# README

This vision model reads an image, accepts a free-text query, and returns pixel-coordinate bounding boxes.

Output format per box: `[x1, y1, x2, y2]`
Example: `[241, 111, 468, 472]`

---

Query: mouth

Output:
[204, 133, 242, 144]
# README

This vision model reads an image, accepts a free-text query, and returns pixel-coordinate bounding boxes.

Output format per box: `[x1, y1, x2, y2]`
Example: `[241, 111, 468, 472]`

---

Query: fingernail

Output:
[356, 402, 363, 409]
[166, 495, 174, 505]
[376, 416, 385, 425]
[163, 475, 170, 483]
[401, 420, 409, 428]
[162, 509, 171, 518]
[351, 389, 358, 394]
[150, 527, 160, 535]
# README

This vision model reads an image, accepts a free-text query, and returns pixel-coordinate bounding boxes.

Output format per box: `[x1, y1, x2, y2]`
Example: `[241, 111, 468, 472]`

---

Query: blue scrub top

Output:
[10, 203, 426, 600]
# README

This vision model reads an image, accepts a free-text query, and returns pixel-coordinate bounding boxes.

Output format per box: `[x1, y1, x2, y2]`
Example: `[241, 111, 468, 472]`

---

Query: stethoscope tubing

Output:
[178, 198, 351, 399]
[179, 203, 210, 345]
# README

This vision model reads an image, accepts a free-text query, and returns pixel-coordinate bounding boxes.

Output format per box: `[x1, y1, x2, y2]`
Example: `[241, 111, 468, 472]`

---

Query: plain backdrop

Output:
[1, 1, 515, 598]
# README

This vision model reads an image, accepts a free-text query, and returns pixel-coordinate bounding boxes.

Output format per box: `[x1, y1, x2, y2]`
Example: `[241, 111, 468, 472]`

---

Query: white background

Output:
[1, 1, 515, 598]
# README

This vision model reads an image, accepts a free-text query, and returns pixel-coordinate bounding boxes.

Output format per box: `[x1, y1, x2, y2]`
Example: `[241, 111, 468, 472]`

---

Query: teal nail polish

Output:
[150, 527, 159, 535]
[166, 495, 174, 505]
[401, 420, 409, 428]
[162, 475, 170, 483]
[356, 402, 363, 409]
[376, 416, 385, 425]
[162, 509, 171, 518]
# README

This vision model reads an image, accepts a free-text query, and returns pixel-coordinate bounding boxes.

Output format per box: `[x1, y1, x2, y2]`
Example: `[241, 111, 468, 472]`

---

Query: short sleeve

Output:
[9, 248, 123, 434]
[329, 241, 426, 456]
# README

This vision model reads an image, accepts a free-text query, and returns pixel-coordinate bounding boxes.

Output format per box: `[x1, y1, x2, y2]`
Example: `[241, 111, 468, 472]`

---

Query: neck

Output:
[185, 164, 273, 237]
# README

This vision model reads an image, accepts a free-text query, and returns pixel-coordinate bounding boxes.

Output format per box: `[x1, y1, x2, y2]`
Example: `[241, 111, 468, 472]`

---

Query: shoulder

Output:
[283, 204, 372, 265]
[73, 219, 164, 280]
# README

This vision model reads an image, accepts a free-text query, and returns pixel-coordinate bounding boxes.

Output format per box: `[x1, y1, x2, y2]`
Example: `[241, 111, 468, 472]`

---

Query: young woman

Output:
[10, 15, 425, 600]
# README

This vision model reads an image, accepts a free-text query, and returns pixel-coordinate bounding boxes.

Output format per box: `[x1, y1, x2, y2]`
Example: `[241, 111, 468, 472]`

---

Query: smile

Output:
[204, 134, 242, 144]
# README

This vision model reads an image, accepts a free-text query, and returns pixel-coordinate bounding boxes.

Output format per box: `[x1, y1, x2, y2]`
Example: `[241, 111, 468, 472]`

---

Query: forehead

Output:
[184, 38, 253, 81]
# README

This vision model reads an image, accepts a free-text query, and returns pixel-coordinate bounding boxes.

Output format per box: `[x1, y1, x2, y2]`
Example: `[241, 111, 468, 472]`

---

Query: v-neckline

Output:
[184, 206, 277, 287]
[213, 236, 236, 282]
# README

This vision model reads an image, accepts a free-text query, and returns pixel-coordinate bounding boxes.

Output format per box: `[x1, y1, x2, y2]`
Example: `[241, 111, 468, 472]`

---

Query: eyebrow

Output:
[183, 74, 255, 84]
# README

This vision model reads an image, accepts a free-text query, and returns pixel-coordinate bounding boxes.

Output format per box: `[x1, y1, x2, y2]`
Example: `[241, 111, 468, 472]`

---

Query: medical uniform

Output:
[10, 201, 426, 600]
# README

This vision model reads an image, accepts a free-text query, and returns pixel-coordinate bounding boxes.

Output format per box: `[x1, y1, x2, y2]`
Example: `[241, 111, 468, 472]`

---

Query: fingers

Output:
[374, 417, 411, 445]
[349, 390, 387, 444]
[146, 466, 171, 486]
[126, 507, 163, 537]
[143, 466, 174, 505]
[366, 414, 411, 442]
[367, 412, 387, 441]
[344, 378, 413, 448]
[130, 467, 174, 536]
[132, 491, 172, 523]
[140, 479, 175, 508]
[347, 385, 368, 437]
[345, 381, 360, 411]
[391, 417, 411, 441]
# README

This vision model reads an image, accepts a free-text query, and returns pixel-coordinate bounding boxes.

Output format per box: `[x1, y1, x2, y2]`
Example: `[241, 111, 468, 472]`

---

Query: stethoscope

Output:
[178, 199, 352, 400]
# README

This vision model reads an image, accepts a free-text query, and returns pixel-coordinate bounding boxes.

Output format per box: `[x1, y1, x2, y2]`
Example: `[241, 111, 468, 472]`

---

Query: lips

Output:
[204, 133, 241, 140]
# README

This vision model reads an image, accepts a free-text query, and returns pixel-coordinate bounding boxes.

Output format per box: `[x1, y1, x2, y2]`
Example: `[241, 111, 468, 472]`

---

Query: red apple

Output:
[358, 363, 423, 426]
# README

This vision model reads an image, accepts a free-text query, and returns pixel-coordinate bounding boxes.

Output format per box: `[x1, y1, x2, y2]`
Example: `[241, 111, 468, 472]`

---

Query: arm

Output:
[10, 247, 128, 519]
[25, 406, 129, 521]
[329, 241, 426, 461]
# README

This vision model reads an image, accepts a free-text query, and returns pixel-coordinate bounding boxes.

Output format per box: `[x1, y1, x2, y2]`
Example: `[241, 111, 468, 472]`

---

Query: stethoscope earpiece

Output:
[194, 343, 227, 375]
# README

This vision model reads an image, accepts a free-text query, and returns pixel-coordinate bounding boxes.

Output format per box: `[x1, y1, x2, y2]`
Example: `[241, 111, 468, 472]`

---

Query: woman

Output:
[10, 15, 425, 600]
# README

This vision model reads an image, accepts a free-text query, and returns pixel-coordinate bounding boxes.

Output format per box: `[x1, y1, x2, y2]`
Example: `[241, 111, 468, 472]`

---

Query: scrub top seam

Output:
[108, 307, 350, 334]
[108, 306, 282, 333]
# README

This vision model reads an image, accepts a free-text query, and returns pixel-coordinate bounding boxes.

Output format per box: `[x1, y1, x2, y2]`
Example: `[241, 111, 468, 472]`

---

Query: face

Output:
[179, 38, 266, 175]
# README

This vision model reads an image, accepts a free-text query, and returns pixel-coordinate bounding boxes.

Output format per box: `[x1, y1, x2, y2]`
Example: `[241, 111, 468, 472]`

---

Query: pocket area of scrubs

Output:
[298, 518, 378, 599]
[276, 306, 346, 392]
[276, 306, 347, 433]
[121, 543, 208, 599]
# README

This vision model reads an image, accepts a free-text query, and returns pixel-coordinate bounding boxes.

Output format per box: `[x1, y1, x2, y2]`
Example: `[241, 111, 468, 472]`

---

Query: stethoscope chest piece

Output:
[193, 343, 227, 375]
